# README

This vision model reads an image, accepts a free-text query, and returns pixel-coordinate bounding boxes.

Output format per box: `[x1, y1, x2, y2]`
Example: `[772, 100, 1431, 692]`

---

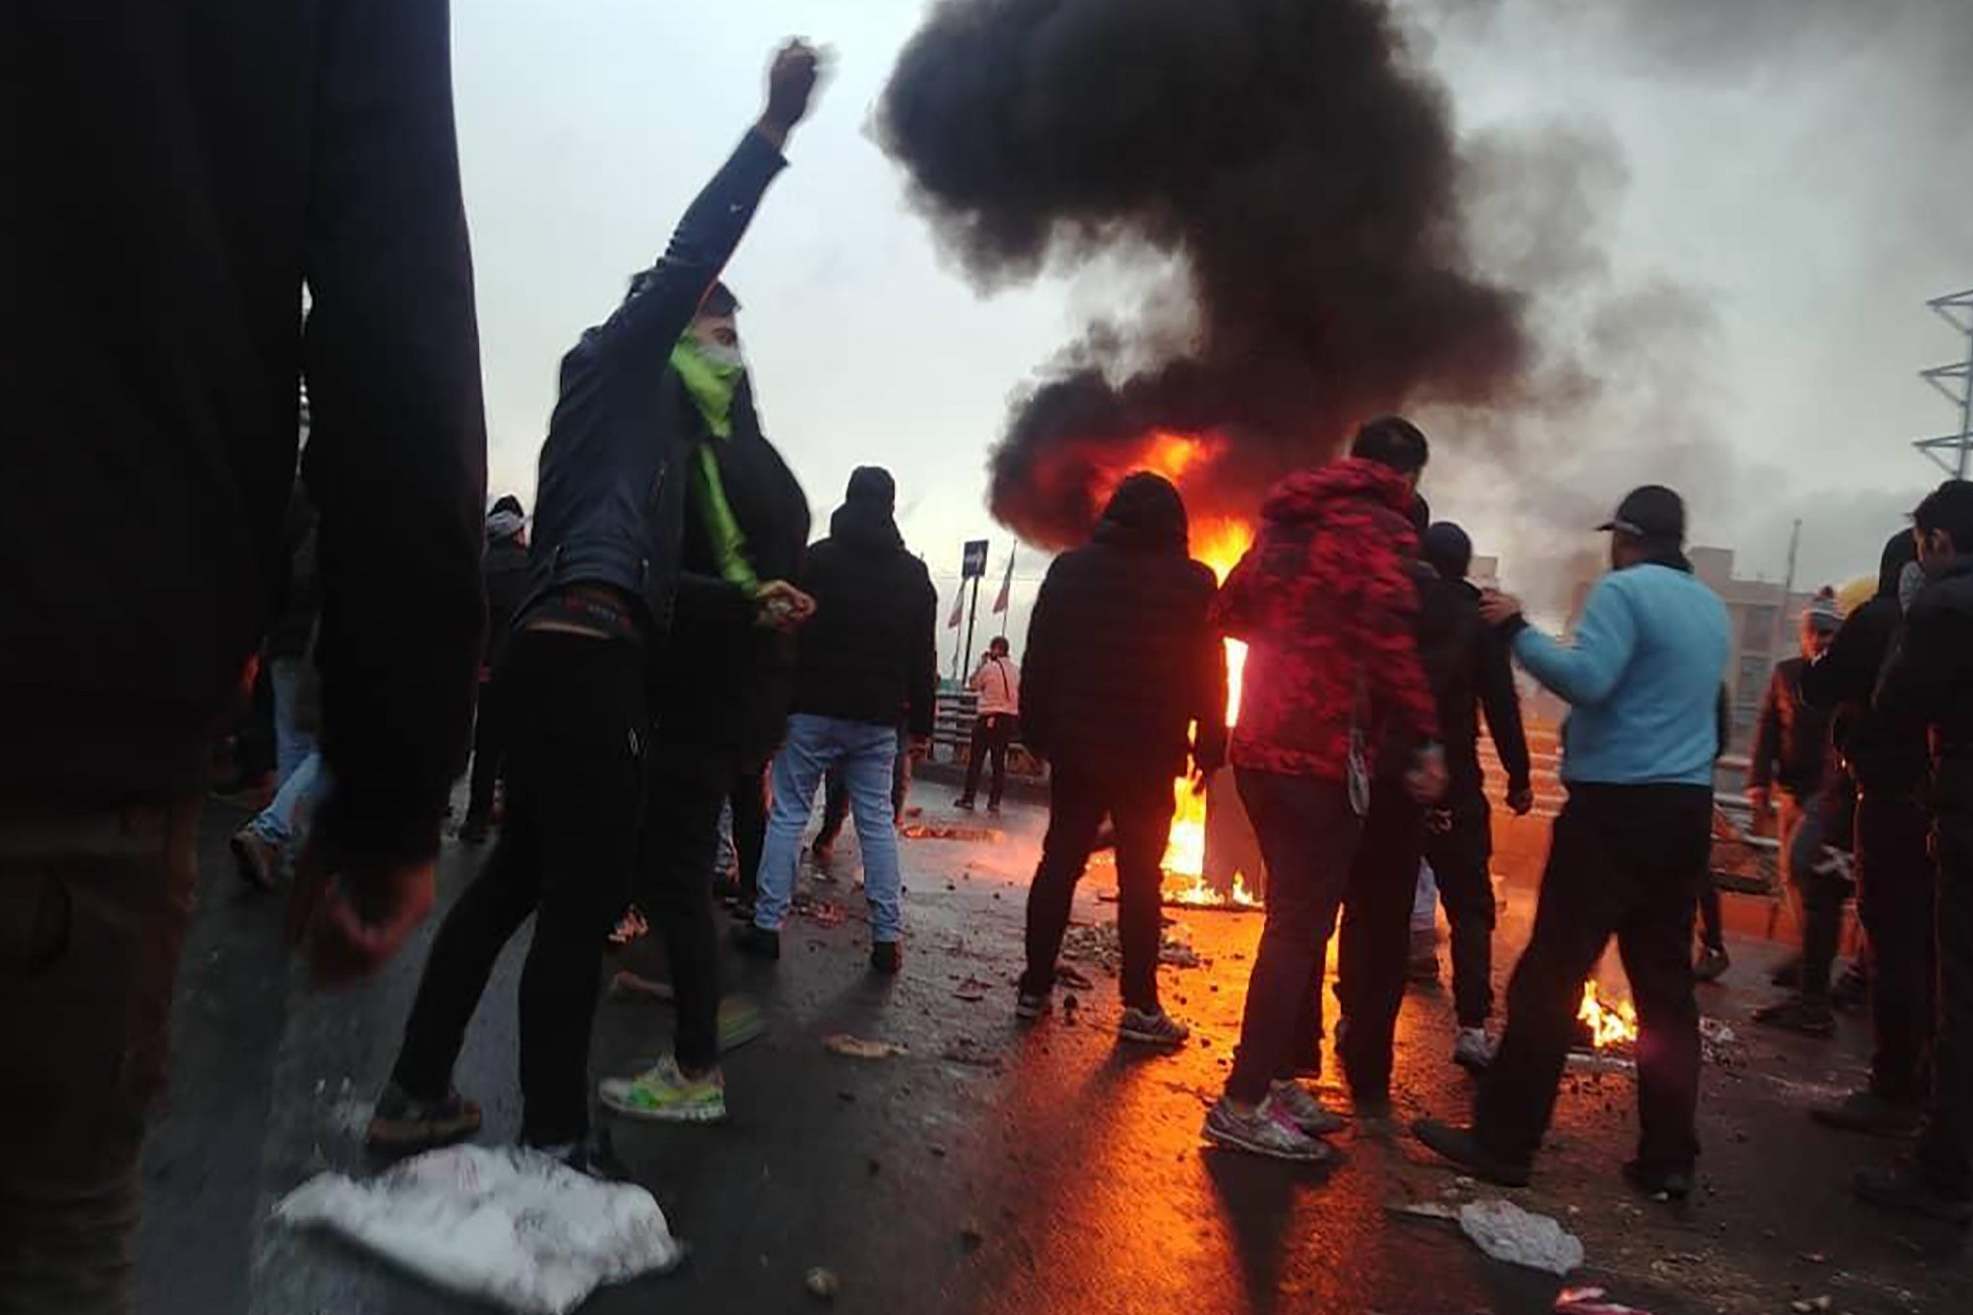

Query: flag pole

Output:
[997, 545, 1016, 637]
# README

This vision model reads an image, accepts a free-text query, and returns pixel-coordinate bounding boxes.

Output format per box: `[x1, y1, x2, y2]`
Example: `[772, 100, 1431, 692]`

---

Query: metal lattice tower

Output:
[1913, 288, 1973, 478]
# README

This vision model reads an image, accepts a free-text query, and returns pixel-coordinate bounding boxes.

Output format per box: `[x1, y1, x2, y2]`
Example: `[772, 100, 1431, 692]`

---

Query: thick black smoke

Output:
[877, 0, 1530, 548]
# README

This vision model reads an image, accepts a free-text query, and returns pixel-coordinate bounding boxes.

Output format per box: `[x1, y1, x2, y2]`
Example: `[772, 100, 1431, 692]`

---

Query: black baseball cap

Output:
[1597, 485, 1685, 543]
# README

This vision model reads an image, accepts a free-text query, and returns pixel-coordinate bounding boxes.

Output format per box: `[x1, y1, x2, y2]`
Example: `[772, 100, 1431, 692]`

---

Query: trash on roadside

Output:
[804, 1267, 840, 1301]
[823, 1034, 908, 1060]
[940, 1036, 1002, 1068]
[952, 976, 994, 1002]
[274, 1145, 683, 1315]
[1555, 1286, 1652, 1315]
[1456, 1198, 1584, 1275]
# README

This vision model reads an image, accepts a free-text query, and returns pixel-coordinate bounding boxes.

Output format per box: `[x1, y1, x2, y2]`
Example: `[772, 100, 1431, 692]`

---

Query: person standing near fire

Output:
[1856, 478, 1973, 1224]
[955, 636, 1021, 813]
[1417, 521, 1535, 1071]
[1203, 417, 1445, 1162]
[1415, 484, 1728, 1201]
[1013, 472, 1228, 1047]
[370, 42, 826, 1158]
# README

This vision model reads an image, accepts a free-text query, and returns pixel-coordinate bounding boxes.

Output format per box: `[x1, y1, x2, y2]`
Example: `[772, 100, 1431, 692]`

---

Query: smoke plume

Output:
[877, 0, 1531, 548]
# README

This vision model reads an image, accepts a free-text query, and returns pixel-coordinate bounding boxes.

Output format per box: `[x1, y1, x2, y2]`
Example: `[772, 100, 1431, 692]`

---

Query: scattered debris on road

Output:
[823, 1034, 908, 1060]
[1554, 1286, 1652, 1315]
[804, 1267, 840, 1302]
[1455, 1198, 1585, 1275]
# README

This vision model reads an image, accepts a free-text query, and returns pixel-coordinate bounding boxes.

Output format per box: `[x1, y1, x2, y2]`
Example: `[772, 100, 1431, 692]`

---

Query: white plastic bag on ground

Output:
[1457, 1197, 1585, 1275]
[274, 1145, 685, 1315]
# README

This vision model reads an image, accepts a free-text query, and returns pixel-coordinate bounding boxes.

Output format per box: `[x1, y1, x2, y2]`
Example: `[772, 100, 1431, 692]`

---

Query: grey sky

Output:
[453, 0, 1968, 639]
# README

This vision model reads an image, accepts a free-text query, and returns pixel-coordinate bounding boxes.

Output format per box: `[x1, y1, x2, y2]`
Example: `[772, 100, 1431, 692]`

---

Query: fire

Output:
[1577, 981, 1640, 1049]
[1160, 513, 1255, 899]
[1166, 866, 1262, 908]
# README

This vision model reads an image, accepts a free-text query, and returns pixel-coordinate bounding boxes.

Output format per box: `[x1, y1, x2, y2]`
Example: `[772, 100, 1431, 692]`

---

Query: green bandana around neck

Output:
[670, 336, 743, 439]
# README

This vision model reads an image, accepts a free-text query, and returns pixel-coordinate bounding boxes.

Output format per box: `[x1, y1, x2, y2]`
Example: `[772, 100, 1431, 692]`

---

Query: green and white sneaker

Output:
[599, 1056, 727, 1123]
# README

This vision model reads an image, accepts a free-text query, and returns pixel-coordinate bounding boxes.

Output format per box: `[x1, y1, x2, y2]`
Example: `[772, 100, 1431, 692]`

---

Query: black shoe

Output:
[1811, 1090, 1922, 1138]
[1854, 1164, 1973, 1226]
[1693, 946, 1730, 983]
[1768, 953, 1803, 988]
[1410, 1118, 1532, 1188]
[953, 796, 976, 811]
[986, 802, 1002, 816]
[730, 923, 781, 961]
[1752, 995, 1836, 1037]
[1623, 1158, 1694, 1202]
[870, 941, 902, 975]
[366, 1083, 483, 1158]
[727, 899, 757, 922]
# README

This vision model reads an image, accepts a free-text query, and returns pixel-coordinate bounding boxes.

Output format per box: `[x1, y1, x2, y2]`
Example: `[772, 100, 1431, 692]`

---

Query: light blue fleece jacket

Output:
[1512, 563, 1729, 787]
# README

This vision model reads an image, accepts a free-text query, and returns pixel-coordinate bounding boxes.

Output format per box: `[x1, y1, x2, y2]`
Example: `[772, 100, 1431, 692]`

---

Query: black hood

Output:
[1092, 472, 1188, 552]
[1877, 528, 1918, 599]
[829, 498, 904, 554]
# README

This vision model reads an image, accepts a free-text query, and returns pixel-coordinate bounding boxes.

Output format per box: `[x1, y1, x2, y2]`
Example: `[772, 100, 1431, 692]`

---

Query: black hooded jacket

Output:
[648, 379, 811, 773]
[1877, 554, 1973, 805]
[482, 533, 529, 670]
[1020, 475, 1228, 779]
[1801, 531, 1927, 796]
[789, 496, 939, 736]
[1412, 571, 1531, 801]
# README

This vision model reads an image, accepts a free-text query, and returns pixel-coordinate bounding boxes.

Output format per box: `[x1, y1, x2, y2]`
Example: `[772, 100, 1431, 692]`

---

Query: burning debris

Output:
[876, 0, 1529, 548]
[1576, 981, 1640, 1052]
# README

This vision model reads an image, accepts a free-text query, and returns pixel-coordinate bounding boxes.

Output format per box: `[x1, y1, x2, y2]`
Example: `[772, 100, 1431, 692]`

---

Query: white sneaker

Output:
[1452, 1026, 1496, 1071]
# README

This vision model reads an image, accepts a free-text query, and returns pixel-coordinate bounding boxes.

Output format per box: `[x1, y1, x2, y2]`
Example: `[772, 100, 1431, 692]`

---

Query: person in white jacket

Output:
[956, 638, 1021, 812]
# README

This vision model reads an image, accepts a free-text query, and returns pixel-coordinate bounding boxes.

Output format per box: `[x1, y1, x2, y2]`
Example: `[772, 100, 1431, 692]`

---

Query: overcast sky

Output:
[452, 0, 1969, 646]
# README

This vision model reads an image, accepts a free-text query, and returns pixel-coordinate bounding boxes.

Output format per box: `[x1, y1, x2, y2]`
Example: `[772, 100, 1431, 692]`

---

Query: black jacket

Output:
[791, 501, 939, 736]
[482, 535, 530, 670]
[524, 131, 786, 635]
[1021, 478, 1228, 779]
[3, 1, 486, 864]
[648, 381, 811, 773]
[1413, 572, 1531, 801]
[1801, 532, 1928, 797]
[1876, 555, 1973, 806]
[1747, 657, 1831, 798]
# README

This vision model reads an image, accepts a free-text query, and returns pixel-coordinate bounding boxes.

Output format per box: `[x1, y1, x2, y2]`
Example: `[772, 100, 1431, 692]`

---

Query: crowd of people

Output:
[7, 16, 1973, 1314]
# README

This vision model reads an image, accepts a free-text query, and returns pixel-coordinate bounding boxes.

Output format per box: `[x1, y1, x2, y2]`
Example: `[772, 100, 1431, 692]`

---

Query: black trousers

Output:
[1855, 791, 1936, 1102]
[1476, 783, 1712, 1173]
[464, 670, 508, 825]
[730, 763, 768, 906]
[391, 631, 645, 1146]
[1227, 770, 1364, 1103]
[1696, 873, 1726, 953]
[1428, 793, 1497, 1028]
[1790, 784, 1853, 1001]
[637, 753, 731, 1073]
[961, 713, 1016, 807]
[1918, 799, 1973, 1196]
[1329, 785, 1426, 1104]
[1020, 762, 1172, 1013]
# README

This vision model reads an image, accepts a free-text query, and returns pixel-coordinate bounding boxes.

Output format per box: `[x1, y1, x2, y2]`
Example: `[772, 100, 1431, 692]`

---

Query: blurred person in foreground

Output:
[1012, 473, 1228, 1048]
[1855, 479, 1973, 1224]
[370, 41, 824, 1161]
[1, 3, 487, 1308]
[733, 467, 937, 974]
[1203, 418, 1444, 1162]
[1415, 485, 1728, 1202]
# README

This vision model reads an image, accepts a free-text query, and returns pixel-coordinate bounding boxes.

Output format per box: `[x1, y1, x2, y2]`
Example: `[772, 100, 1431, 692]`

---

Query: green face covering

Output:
[671, 335, 743, 440]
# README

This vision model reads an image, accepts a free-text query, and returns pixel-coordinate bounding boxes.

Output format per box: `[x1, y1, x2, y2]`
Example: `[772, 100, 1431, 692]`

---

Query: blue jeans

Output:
[248, 749, 328, 849]
[268, 655, 317, 789]
[754, 714, 902, 941]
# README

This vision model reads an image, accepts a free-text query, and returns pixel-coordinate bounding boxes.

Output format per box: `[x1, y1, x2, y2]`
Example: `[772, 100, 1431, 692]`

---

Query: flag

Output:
[992, 546, 1015, 614]
[947, 586, 964, 629]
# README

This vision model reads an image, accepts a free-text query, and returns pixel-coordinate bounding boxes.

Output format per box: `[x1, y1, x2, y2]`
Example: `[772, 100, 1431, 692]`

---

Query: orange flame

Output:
[1577, 981, 1640, 1049]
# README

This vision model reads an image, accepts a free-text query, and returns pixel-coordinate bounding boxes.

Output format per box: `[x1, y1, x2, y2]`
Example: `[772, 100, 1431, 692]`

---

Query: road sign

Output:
[960, 539, 989, 580]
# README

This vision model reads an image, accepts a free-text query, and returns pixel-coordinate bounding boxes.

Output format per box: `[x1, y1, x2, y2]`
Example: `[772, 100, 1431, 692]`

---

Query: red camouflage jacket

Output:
[1211, 458, 1438, 780]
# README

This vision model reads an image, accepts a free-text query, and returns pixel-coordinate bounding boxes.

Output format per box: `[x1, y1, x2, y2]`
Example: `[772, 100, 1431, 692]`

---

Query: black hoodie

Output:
[1020, 474, 1228, 778]
[790, 495, 939, 736]
[1801, 530, 1927, 796]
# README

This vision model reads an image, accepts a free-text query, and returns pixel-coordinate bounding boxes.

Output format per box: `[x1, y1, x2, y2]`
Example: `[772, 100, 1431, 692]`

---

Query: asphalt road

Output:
[139, 792, 1970, 1314]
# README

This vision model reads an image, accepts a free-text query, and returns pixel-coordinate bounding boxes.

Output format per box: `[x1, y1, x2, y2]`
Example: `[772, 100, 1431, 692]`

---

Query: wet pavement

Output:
[142, 791, 1970, 1314]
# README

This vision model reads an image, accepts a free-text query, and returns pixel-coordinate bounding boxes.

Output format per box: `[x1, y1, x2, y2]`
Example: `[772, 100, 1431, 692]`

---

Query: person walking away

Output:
[371, 43, 825, 1160]
[230, 477, 325, 889]
[603, 271, 816, 1120]
[1203, 421, 1444, 1162]
[1418, 522, 1535, 1069]
[1778, 532, 1933, 1117]
[1740, 589, 1840, 980]
[461, 496, 531, 842]
[1414, 485, 1728, 1201]
[2, 5, 487, 1309]
[1855, 479, 1973, 1224]
[955, 637, 1020, 812]
[736, 467, 938, 972]
[1011, 473, 1227, 1048]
